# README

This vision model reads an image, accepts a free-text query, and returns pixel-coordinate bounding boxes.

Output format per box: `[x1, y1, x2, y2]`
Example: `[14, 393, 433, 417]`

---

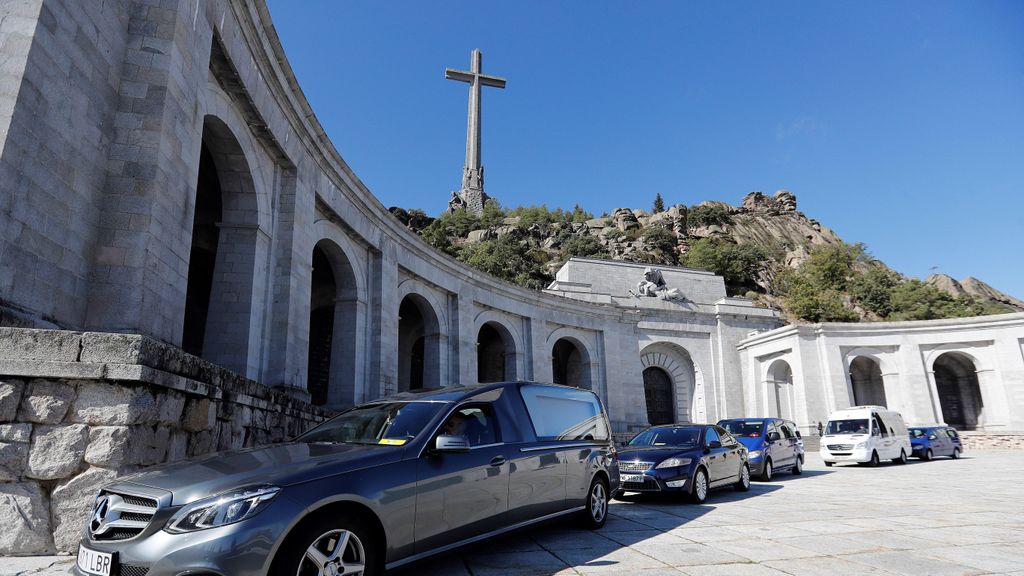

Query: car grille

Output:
[827, 444, 854, 451]
[618, 461, 654, 473]
[622, 477, 660, 491]
[120, 566, 150, 576]
[90, 490, 158, 541]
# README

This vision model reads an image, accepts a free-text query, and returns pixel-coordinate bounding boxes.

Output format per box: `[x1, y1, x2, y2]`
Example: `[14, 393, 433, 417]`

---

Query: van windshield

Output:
[826, 419, 869, 435]
[298, 401, 444, 446]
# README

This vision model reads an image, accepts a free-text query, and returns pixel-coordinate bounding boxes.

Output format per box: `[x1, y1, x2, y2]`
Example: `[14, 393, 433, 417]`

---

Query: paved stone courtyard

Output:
[6, 450, 1024, 575]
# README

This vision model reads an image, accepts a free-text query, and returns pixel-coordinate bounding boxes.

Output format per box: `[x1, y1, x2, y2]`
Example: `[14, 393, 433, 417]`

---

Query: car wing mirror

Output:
[795, 430, 802, 438]
[707, 440, 722, 450]
[928, 434, 937, 440]
[434, 434, 471, 453]
[767, 432, 781, 442]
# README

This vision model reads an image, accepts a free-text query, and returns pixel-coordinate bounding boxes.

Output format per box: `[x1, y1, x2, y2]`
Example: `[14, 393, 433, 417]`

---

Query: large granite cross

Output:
[446, 49, 506, 214]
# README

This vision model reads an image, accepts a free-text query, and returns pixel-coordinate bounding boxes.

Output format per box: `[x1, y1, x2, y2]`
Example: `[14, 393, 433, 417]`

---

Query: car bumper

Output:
[819, 447, 871, 463]
[617, 469, 691, 493]
[73, 497, 299, 576]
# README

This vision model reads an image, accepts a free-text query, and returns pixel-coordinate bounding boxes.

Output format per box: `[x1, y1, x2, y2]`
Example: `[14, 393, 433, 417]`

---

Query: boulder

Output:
[611, 208, 640, 231]
[71, 382, 157, 426]
[17, 380, 75, 424]
[51, 467, 119, 554]
[0, 380, 25, 421]
[466, 229, 492, 243]
[774, 190, 797, 211]
[0, 442, 28, 481]
[0, 423, 31, 443]
[0, 482, 53, 555]
[84, 426, 131, 468]
[27, 424, 88, 480]
[585, 218, 607, 229]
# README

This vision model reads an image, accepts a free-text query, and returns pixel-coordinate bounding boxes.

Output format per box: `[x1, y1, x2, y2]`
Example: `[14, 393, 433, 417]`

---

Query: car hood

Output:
[736, 437, 765, 451]
[121, 442, 404, 505]
[821, 434, 868, 444]
[617, 446, 701, 465]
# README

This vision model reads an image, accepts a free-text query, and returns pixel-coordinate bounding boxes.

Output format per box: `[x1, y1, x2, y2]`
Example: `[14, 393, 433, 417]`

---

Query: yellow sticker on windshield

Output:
[379, 439, 407, 446]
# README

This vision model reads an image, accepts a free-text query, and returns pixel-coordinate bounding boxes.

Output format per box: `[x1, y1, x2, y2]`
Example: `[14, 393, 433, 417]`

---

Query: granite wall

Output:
[0, 328, 328, 555]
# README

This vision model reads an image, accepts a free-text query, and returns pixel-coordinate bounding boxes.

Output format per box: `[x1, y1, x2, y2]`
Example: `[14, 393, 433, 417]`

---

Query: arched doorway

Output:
[398, 294, 441, 391]
[850, 356, 887, 407]
[933, 352, 983, 430]
[182, 117, 259, 375]
[552, 338, 590, 389]
[306, 239, 359, 408]
[640, 343, 702, 423]
[766, 360, 795, 420]
[643, 367, 674, 425]
[477, 322, 516, 383]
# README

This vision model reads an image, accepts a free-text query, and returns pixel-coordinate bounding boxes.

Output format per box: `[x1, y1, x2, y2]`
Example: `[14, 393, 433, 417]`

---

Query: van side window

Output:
[872, 414, 887, 437]
[519, 385, 609, 441]
[442, 404, 500, 447]
[945, 428, 959, 439]
[780, 423, 794, 439]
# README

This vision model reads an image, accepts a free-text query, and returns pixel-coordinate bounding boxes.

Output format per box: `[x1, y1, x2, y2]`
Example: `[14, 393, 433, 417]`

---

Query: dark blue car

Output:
[717, 418, 805, 480]
[614, 424, 750, 503]
[909, 425, 963, 460]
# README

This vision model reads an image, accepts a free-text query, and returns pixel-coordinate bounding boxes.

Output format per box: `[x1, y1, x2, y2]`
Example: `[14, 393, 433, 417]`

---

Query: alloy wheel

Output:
[590, 481, 607, 524]
[696, 470, 708, 500]
[741, 464, 750, 488]
[297, 529, 366, 576]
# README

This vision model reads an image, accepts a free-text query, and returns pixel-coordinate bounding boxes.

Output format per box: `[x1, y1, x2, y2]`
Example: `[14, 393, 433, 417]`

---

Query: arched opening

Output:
[306, 239, 359, 408]
[767, 360, 795, 420]
[643, 367, 674, 425]
[850, 356, 887, 407]
[934, 352, 983, 430]
[398, 294, 441, 391]
[182, 117, 259, 375]
[640, 343, 701, 423]
[552, 338, 590, 389]
[477, 322, 515, 383]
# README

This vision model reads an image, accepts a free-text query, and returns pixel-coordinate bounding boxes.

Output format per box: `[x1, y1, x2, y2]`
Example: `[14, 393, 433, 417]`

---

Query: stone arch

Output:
[182, 115, 262, 375]
[932, 352, 984, 430]
[551, 337, 592, 389]
[765, 359, 795, 420]
[642, 366, 674, 425]
[306, 238, 360, 408]
[849, 356, 887, 407]
[640, 342, 704, 424]
[477, 320, 518, 383]
[398, 292, 443, 391]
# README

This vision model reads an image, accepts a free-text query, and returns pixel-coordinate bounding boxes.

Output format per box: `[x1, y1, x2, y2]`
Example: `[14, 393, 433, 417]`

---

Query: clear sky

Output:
[266, 1, 1024, 298]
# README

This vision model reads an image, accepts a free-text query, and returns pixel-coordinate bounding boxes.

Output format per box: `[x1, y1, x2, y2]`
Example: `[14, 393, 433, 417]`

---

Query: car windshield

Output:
[297, 401, 445, 446]
[826, 419, 870, 435]
[908, 428, 926, 438]
[629, 427, 701, 448]
[720, 420, 764, 438]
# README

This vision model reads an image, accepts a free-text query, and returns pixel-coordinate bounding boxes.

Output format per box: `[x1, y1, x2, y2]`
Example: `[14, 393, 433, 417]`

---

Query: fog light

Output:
[666, 479, 686, 488]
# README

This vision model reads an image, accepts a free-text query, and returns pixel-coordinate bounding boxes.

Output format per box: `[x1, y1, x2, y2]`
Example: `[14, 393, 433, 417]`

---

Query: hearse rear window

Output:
[519, 385, 609, 441]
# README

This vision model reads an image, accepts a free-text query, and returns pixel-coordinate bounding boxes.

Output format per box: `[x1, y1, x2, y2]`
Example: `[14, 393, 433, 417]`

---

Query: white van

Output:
[820, 405, 912, 467]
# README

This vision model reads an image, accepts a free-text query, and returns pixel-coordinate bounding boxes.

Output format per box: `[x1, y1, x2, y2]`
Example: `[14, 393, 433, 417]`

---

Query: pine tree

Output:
[652, 193, 665, 213]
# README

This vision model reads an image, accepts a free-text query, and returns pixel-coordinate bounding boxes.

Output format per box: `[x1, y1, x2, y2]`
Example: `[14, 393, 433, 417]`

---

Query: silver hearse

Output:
[75, 382, 619, 576]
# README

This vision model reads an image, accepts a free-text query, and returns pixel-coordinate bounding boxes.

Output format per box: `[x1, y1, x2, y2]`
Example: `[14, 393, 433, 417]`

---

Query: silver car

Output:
[74, 382, 619, 575]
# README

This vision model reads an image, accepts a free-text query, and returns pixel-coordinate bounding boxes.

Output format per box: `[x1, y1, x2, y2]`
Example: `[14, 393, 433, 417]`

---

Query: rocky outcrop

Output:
[927, 274, 1024, 313]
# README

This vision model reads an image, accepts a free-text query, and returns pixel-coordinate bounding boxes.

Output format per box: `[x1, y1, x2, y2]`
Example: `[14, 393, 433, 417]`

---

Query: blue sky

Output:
[266, 1, 1024, 298]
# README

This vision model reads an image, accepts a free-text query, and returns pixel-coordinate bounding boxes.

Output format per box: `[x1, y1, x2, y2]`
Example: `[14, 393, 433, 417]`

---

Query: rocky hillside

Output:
[390, 191, 1023, 322]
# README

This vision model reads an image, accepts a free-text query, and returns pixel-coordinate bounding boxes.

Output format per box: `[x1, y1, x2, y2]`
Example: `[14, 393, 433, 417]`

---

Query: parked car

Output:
[909, 425, 963, 460]
[717, 418, 805, 480]
[820, 405, 912, 467]
[614, 424, 750, 503]
[74, 382, 618, 576]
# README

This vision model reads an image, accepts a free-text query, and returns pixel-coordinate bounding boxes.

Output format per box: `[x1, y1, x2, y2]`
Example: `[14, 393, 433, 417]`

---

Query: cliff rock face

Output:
[927, 274, 1024, 313]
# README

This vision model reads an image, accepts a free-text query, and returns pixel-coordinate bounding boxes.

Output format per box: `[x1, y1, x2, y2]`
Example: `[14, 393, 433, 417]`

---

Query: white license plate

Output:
[77, 544, 114, 576]
[622, 473, 645, 483]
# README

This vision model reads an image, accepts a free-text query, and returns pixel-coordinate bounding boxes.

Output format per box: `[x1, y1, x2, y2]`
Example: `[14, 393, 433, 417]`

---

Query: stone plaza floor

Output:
[6, 450, 1024, 575]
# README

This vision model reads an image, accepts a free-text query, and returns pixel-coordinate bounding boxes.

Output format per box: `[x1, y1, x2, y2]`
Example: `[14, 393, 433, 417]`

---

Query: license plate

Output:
[622, 473, 645, 483]
[77, 544, 115, 576]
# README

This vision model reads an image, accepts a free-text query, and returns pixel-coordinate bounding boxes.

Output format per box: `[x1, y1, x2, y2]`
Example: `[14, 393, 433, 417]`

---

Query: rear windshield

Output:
[298, 401, 444, 446]
[719, 421, 764, 438]
[826, 419, 869, 435]
[629, 427, 701, 448]
[519, 385, 609, 441]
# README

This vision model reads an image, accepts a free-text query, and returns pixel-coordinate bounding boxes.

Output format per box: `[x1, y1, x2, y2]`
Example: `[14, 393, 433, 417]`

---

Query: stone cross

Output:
[445, 49, 506, 215]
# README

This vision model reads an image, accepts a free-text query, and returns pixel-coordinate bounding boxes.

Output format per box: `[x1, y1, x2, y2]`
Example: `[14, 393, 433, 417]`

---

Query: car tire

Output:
[952, 448, 961, 460]
[824, 461, 833, 467]
[760, 459, 773, 481]
[580, 476, 609, 529]
[892, 449, 907, 465]
[868, 451, 880, 467]
[923, 449, 933, 462]
[792, 455, 803, 475]
[734, 463, 751, 491]
[689, 467, 709, 504]
[272, 512, 381, 576]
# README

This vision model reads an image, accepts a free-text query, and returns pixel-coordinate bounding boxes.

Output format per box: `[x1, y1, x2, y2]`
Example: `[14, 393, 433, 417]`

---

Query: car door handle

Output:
[490, 456, 506, 467]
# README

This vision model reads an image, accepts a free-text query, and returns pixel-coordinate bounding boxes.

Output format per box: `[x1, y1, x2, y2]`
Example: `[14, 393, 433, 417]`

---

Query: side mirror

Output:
[767, 432, 781, 442]
[928, 434, 937, 440]
[434, 435, 471, 453]
[795, 430, 802, 438]
[707, 440, 722, 450]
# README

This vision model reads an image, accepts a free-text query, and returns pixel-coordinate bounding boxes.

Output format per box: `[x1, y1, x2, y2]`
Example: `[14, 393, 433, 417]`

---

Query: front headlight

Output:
[165, 485, 280, 533]
[655, 457, 692, 469]
[748, 450, 762, 459]
[855, 442, 866, 449]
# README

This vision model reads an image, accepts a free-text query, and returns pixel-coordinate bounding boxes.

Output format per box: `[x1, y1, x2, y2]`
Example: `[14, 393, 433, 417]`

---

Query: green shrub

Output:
[687, 204, 732, 228]
[683, 238, 765, 293]
[560, 234, 608, 260]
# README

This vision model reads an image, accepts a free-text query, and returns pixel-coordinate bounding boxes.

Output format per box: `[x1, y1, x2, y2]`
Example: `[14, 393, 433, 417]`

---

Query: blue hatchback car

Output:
[717, 418, 805, 481]
[909, 425, 963, 461]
